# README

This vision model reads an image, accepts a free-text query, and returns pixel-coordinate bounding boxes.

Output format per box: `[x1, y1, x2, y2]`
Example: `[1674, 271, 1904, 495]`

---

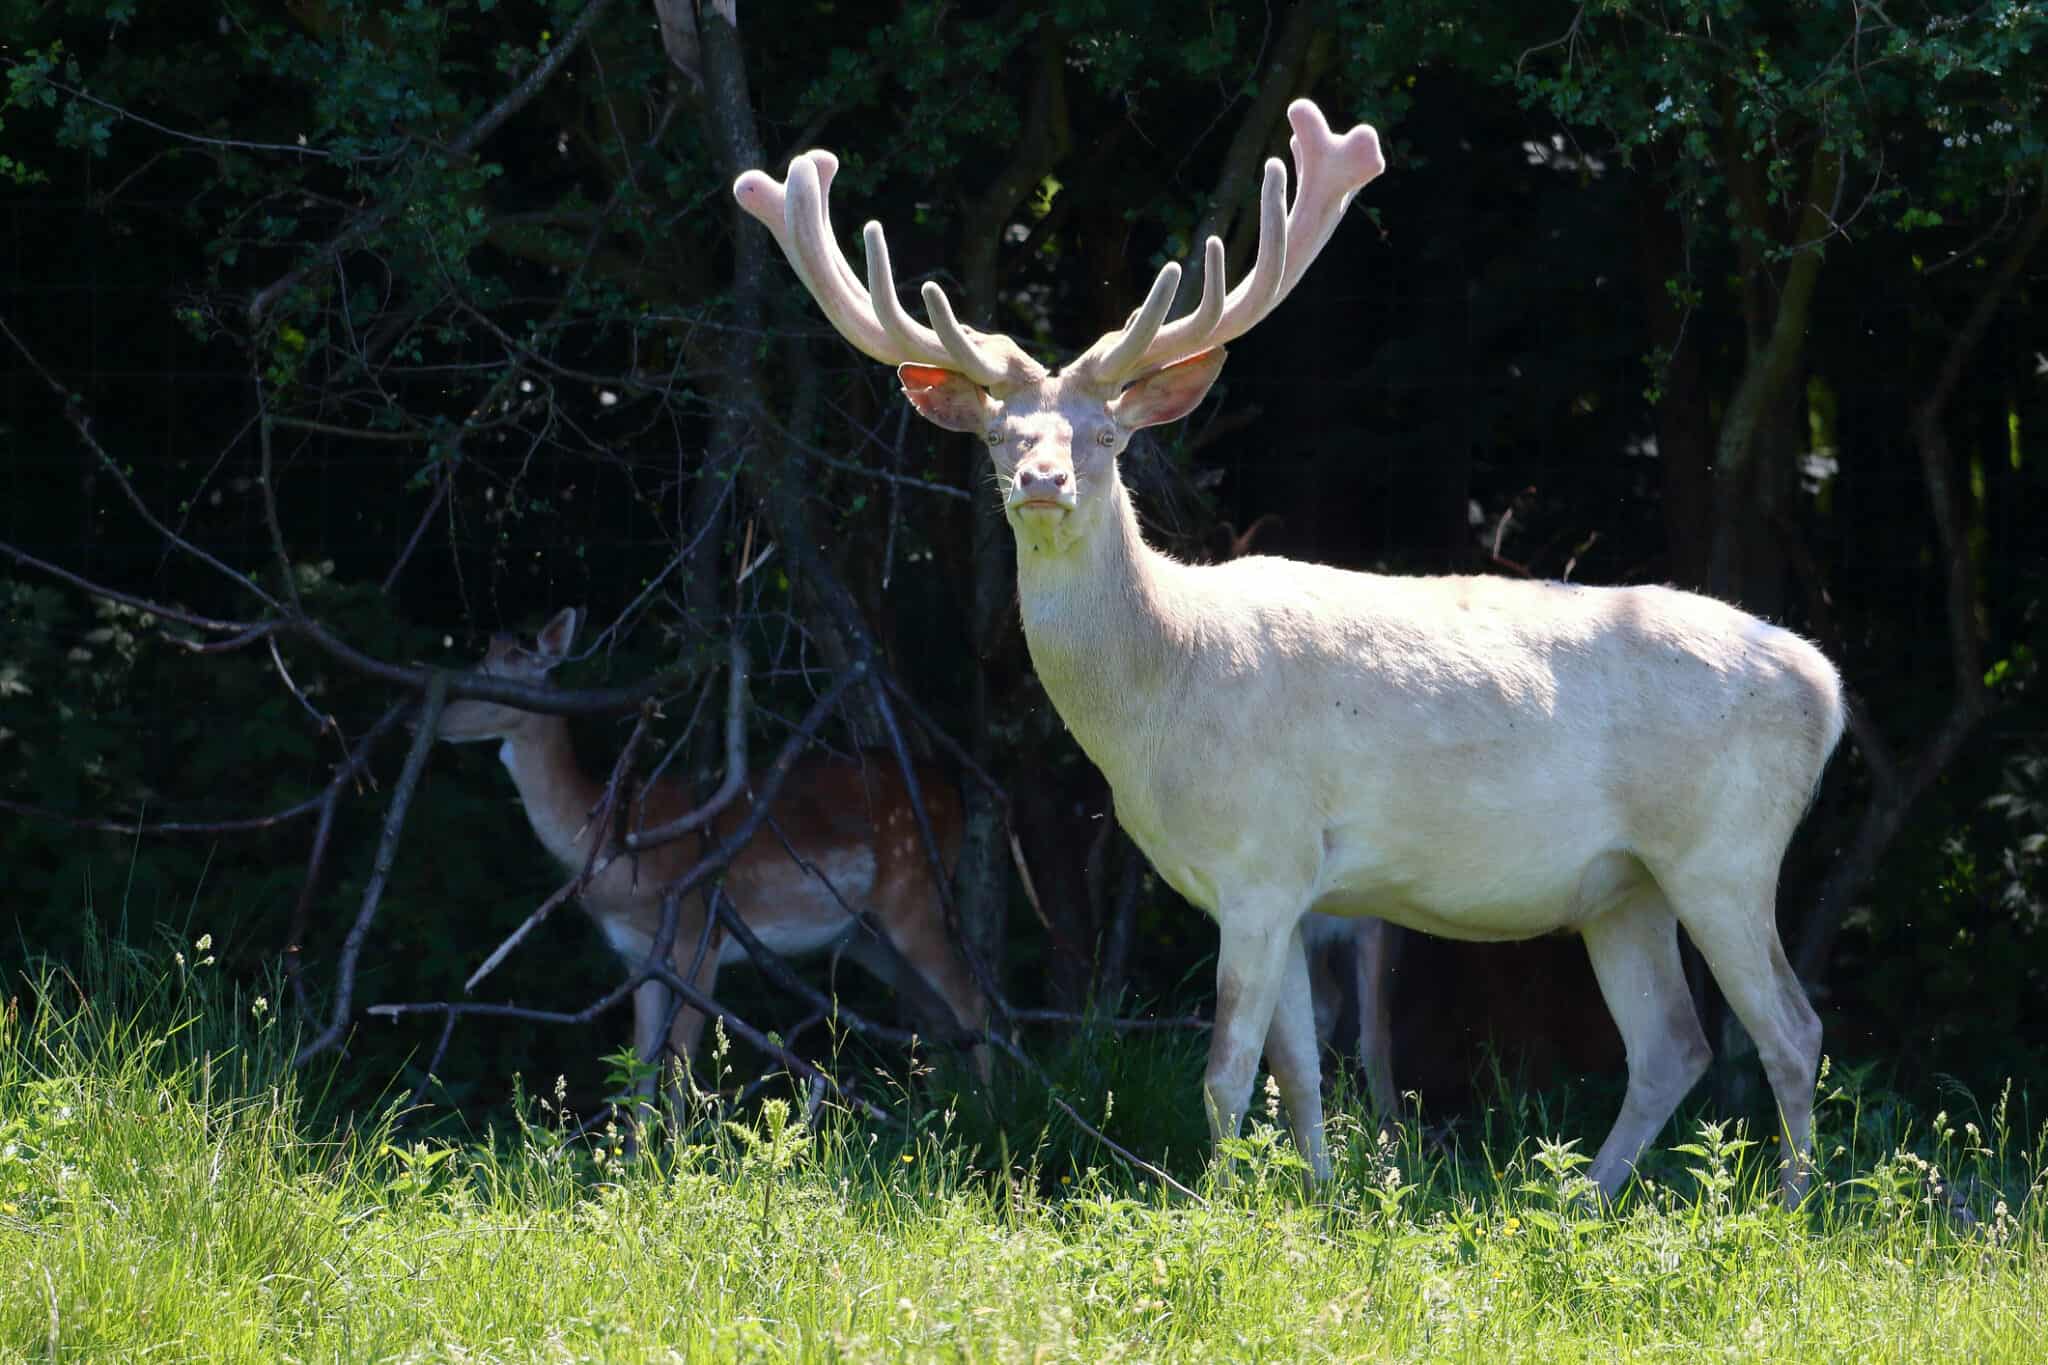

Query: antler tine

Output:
[1073, 259, 1184, 389]
[919, 284, 1017, 391]
[858, 219, 955, 369]
[737, 152, 1046, 389]
[1153, 157, 1290, 362]
[858, 220, 1007, 390]
[1269, 98, 1385, 306]
[736, 153, 896, 365]
[1067, 99, 1385, 393]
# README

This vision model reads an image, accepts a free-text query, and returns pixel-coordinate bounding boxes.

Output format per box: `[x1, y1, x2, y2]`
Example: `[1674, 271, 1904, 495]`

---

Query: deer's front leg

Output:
[1205, 910, 1321, 1171]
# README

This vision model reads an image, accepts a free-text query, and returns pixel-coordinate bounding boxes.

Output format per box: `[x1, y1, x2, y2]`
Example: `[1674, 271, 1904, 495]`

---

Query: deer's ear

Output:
[899, 363, 996, 433]
[1109, 348, 1227, 430]
[533, 606, 581, 663]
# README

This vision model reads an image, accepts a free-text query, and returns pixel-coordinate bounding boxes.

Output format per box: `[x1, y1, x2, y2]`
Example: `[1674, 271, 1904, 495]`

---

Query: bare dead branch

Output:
[985, 1031, 1207, 1203]
[1006, 1009, 1210, 1033]
[624, 641, 752, 850]
[254, 399, 305, 616]
[0, 539, 257, 637]
[369, 970, 889, 1124]
[24, 74, 336, 158]
[296, 674, 447, 1066]
[0, 313, 286, 614]
[2, 536, 700, 720]
[282, 700, 409, 1010]
[460, 687, 670, 995]
[877, 670, 1010, 813]
[380, 468, 452, 595]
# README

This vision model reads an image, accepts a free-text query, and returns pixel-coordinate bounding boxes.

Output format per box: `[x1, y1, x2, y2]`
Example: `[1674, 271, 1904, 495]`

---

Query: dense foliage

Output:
[1, 1, 2045, 1132]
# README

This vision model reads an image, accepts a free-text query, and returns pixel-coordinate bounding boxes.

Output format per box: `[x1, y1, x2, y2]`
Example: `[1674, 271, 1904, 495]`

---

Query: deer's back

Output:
[591, 754, 963, 960]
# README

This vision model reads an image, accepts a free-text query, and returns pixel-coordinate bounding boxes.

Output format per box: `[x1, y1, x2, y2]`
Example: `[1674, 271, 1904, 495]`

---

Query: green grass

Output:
[5, 944, 2048, 1361]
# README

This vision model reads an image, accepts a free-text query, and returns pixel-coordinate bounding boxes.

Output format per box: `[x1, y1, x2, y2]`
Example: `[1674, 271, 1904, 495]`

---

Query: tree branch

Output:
[622, 642, 752, 851]
[281, 701, 410, 1011]
[295, 674, 447, 1065]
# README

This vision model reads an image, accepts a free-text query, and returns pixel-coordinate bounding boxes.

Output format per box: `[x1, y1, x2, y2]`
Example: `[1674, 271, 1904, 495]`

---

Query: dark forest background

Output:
[1, 1, 2044, 1148]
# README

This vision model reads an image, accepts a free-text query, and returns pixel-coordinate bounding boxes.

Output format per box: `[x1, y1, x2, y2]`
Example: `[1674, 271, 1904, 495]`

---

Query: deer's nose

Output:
[1016, 462, 1069, 494]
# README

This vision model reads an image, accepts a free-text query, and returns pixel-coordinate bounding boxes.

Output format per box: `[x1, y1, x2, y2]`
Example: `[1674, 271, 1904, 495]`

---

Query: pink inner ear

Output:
[899, 363, 954, 389]
[1110, 348, 1227, 430]
[898, 363, 992, 434]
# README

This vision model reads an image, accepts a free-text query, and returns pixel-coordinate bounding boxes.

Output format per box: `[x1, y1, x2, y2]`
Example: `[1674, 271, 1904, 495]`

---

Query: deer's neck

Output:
[497, 719, 606, 873]
[1013, 477, 1193, 778]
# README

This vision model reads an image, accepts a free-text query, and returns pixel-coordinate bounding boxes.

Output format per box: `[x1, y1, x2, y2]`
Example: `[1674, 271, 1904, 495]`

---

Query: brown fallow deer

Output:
[735, 99, 1843, 1204]
[435, 607, 990, 1102]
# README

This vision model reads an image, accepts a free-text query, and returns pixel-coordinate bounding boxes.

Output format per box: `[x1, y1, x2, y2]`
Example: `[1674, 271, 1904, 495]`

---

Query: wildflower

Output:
[251, 995, 269, 1019]
[901, 1152, 914, 1164]
[1502, 1216, 1521, 1237]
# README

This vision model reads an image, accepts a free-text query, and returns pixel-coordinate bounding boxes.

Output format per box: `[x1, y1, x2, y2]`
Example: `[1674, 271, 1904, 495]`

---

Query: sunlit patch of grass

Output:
[4, 946, 2047, 1361]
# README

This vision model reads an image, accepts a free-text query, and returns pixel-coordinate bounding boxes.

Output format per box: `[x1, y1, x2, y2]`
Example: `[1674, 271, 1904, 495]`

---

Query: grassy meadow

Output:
[4, 937, 2047, 1363]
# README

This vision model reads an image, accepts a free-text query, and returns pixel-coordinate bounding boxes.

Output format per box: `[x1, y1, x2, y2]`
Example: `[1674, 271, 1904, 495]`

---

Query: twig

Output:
[369, 975, 888, 1123]
[622, 641, 751, 850]
[267, 635, 335, 733]
[753, 396, 973, 501]
[283, 701, 409, 1011]
[1006, 1008, 1210, 1033]
[255, 401, 305, 615]
[380, 468, 452, 595]
[23, 75, 336, 158]
[0, 539, 255, 637]
[461, 687, 669, 994]
[988, 1031, 1207, 1203]
[4, 532, 695, 711]
[877, 670, 1010, 812]
[0, 312, 285, 614]
[397, 1012, 461, 1117]
[296, 674, 447, 1066]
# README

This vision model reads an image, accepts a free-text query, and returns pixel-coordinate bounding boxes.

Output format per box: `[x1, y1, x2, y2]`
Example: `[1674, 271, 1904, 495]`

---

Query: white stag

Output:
[437, 608, 989, 1099]
[735, 101, 1843, 1202]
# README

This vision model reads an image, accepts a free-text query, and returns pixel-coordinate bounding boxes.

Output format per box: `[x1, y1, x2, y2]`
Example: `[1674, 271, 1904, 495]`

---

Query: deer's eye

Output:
[1094, 427, 1117, 448]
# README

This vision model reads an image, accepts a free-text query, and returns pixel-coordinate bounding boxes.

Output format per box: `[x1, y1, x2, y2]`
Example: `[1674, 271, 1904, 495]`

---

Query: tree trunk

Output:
[950, 25, 1072, 985]
[1789, 191, 2047, 981]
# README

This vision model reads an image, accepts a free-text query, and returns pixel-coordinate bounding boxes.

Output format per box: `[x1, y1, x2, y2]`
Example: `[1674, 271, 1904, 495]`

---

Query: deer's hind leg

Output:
[861, 859, 991, 1081]
[1661, 868, 1822, 1206]
[1581, 881, 1713, 1201]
